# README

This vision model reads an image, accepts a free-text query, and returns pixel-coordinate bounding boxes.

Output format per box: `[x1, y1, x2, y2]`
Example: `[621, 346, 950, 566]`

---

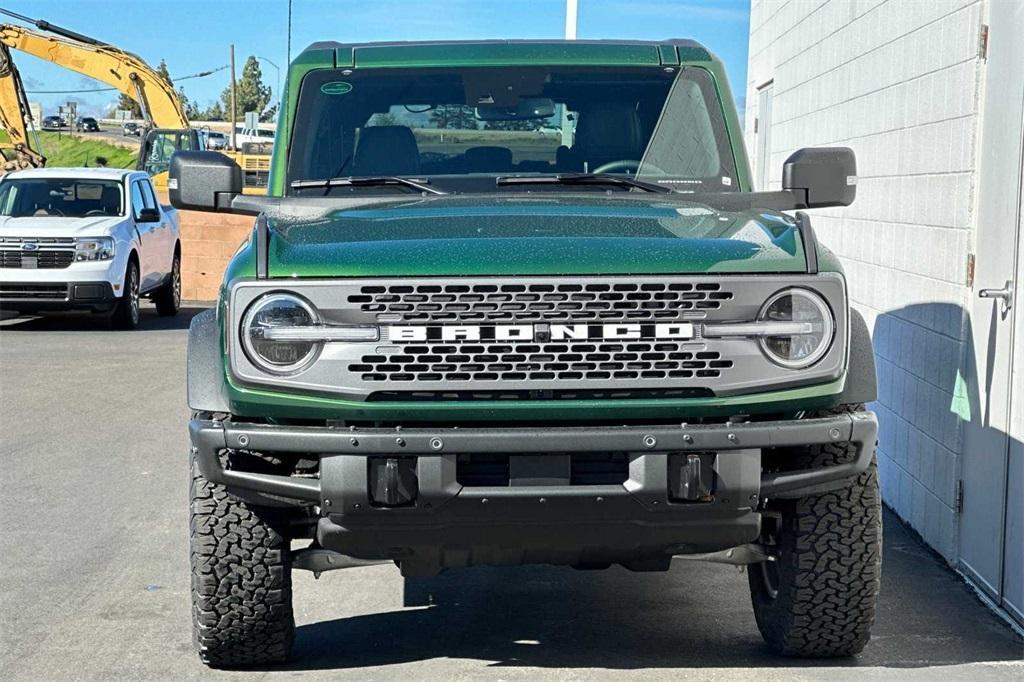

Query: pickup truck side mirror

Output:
[136, 207, 161, 223]
[782, 147, 857, 208]
[168, 151, 242, 212]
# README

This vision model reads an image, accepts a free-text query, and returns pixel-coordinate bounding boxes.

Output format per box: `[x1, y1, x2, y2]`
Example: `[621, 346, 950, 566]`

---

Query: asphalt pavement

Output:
[1, 306, 1021, 680]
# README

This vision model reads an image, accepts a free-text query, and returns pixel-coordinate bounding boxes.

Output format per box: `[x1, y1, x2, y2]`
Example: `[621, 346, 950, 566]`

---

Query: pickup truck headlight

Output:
[757, 288, 834, 368]
[241, 293, 322, 374]
[75, 237, 115, 261]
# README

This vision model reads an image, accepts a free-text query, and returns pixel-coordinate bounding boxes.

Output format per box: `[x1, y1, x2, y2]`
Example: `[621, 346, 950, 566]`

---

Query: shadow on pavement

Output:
[0, 305, 208, 332]
[278, 508, 1021, 672]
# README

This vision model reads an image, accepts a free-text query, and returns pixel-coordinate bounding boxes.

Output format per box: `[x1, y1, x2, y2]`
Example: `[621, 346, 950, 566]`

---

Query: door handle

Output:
[979, 280, 1014, 315]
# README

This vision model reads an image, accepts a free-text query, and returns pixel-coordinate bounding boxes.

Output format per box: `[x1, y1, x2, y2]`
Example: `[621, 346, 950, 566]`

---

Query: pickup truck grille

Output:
[0, 238, 75, 269]
[349, 281, 732, 323]
[351, 341, 733, 383]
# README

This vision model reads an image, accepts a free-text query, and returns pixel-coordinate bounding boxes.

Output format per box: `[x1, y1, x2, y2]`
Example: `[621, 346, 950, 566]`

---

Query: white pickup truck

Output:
[0, 168, 181, 328]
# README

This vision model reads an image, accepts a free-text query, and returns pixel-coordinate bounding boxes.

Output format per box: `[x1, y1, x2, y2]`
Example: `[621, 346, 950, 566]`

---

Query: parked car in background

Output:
[76, 117, 100, 132]
[0, 168, 181, 329]
[122, 122, 142, 136]
[204, 130, 228, 150]
[41, 115, 64, 130]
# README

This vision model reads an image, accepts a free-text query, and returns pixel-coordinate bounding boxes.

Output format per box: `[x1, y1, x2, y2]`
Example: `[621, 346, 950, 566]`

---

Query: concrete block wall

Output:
[746, 0, 985, 560]
[157, 192, 255, 302]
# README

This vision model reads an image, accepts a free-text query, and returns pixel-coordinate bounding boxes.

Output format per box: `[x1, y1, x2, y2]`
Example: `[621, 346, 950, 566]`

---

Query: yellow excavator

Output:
[0, 41, 44, 172]
[0, 10, 269, 192]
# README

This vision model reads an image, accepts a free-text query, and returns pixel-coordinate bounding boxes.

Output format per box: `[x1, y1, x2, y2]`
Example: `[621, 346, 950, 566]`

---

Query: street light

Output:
[254, 55, 280, 120]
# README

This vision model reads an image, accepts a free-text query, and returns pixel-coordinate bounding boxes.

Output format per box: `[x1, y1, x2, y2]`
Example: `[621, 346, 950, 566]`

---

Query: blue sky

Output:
[3, 0, 750, 119]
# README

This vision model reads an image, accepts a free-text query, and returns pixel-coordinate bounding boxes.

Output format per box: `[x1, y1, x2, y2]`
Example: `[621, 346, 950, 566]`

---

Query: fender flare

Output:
[838, 307, 877, 405]
[187, 308, 230, 413]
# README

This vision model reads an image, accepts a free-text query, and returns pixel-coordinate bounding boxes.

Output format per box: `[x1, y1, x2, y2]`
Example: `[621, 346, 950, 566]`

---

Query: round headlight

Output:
[241, 293, 321, 374]
[758, 288, 834, 368]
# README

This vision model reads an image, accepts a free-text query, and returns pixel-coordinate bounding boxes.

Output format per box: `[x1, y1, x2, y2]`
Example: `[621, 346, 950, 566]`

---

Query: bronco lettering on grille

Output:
[387, 323, 695, 342]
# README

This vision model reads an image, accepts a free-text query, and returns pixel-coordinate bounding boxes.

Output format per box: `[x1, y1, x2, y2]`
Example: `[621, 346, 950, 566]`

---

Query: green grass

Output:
[1, 131, 137, 169]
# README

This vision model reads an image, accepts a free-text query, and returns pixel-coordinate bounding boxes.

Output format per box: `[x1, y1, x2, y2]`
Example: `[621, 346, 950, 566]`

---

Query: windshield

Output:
[0, 179, 124, 218]
[287, 65, 737, 193]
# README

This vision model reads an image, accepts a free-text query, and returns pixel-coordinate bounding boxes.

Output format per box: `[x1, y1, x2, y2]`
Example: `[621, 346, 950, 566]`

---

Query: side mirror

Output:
[168, 150, 242, 212]
[782, 147, 856, 208]
[137, 207, 161, 223]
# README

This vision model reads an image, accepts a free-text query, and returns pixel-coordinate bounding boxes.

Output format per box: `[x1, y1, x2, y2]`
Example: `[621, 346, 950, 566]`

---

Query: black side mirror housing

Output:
[782, 147, 857, 208]
[168, 150, 243, 212]
[137, 207, 161, 223]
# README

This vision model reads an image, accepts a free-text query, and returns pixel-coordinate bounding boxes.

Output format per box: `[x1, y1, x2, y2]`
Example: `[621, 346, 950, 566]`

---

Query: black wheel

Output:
[190, 445, 294, 667]
[749, 404, 882, 657]
[154, 252, 181, 316]
[110, 259, 141, 329]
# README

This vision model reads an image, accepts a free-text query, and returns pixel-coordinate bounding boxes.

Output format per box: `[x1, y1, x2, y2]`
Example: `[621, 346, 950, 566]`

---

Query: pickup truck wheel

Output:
[110, 260, 140, 329]
[749, 404, 882, 657]
[154, 253, 181, 316]
[190, 446, 294, 667]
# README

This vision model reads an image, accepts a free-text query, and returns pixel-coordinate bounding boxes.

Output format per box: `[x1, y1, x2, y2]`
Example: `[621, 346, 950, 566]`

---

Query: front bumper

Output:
[190, 411, 877, 574]
[0, 281, 117, 311]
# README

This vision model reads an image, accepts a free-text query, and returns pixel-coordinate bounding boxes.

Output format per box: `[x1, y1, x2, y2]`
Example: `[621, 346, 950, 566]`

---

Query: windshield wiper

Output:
[290, 176, 447, 195]
[495, 173, 672, 193]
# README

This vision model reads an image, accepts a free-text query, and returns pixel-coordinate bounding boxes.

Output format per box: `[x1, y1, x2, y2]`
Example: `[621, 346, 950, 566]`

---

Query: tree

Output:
[115, 59, 172, 119]
[220, 56, 272, 123]
[484, 118, 542, 132]
[429, 105, 477, 130]
[116, 92, 141, 118]
[201, 101, 225, 121]
[177, 88, 201, 120]
[259, 103, 278, 123]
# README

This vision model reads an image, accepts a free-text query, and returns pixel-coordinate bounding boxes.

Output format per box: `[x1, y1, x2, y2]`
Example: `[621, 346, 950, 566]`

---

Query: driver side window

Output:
[130, 181, 146, 221]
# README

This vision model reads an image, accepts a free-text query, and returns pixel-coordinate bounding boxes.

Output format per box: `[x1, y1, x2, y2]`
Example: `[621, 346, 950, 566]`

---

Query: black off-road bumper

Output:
[189, 412, 877, 575]
[0, 282, 117, 312]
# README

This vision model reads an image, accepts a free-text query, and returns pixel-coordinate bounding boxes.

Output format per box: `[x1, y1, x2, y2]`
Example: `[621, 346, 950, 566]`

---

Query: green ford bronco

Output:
[172, 39, 881, 666]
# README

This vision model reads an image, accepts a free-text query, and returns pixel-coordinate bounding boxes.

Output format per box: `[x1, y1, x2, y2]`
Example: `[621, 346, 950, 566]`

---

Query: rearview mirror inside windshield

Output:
[475, 97, 555, 121]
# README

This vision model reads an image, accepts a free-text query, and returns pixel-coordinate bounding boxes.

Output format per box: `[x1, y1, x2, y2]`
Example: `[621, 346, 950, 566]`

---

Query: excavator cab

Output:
[138, 127, 205, 190]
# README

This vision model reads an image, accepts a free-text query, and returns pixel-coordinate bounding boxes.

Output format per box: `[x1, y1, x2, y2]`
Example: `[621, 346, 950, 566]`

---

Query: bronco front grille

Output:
[228, 274, 850, 400]
[349, 281, 733, 323]
[351, 341, 733, 383]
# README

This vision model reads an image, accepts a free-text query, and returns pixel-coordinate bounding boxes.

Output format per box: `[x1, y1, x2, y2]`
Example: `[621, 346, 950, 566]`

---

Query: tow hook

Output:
[292, 547, 391, 578]
[669, 543, 774, 565]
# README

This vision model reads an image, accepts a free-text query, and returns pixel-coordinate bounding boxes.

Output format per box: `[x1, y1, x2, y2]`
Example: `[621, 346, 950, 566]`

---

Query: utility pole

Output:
[229, 44, 237, 150]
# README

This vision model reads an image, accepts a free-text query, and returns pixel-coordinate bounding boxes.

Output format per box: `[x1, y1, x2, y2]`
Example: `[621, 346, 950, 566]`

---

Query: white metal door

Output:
[755, 82, 773, 191]
[959, 0, 1024, 627]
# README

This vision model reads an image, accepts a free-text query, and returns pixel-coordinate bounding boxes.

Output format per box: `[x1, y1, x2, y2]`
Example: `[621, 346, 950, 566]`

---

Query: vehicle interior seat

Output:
[100, 186, 121, 215]
[463, 146, 513, 173]
[564, 103, 644, 172]
[352, 125, 421, 176]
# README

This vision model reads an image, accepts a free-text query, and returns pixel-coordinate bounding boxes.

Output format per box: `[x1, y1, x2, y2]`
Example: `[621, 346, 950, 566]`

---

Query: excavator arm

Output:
[0, 22, 189, 129]
[0, 42, 45, 172]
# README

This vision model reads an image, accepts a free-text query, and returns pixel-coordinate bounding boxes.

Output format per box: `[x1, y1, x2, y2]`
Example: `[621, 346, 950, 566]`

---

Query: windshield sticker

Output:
[721, 176, 732, 186]
[321, 81, 353, 95]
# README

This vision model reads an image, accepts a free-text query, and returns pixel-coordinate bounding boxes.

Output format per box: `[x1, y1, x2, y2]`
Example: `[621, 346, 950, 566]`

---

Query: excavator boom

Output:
[0, 21, 188, 129]
[0, 42, 44, 172]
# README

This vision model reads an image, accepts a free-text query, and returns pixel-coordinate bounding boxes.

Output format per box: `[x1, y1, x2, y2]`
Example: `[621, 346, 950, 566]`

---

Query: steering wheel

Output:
[591, 159, 668, 176]
[84, 209, 107, 216]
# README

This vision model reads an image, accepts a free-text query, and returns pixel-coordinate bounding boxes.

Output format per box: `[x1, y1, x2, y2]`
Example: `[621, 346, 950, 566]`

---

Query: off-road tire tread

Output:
[189, 447, 294, 667]
[750, 403, 882, 657]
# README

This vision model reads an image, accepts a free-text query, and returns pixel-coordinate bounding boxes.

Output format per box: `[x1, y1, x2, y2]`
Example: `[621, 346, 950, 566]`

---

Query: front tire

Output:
[749, 404, 882, 657]
[189, 446, 294, 667]
[110, 259, 141, 329]
[154, 252, 181, 317]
